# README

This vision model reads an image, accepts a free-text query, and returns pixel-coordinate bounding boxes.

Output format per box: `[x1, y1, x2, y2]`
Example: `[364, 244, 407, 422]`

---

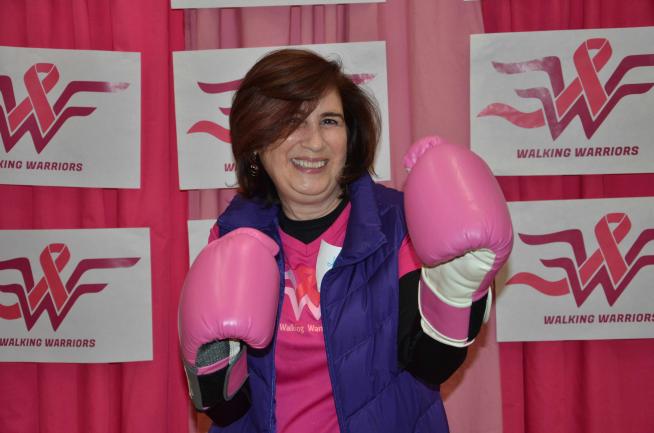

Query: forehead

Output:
[308, 88, 343, 114]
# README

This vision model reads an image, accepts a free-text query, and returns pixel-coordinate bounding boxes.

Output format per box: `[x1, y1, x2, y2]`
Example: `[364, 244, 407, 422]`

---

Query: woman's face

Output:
[260, 88, 348, 220]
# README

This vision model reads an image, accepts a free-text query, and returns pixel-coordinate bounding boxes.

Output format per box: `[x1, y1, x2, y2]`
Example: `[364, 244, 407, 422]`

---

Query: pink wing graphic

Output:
[505, 272, 569, 296]
[186, 79, 241, 143]
[506, 217, 654, 307]
[477, 39, 654, 140]
[477, 103, 545, 128]
[0, 64, 129, 154]
[0, 245, 139, 330]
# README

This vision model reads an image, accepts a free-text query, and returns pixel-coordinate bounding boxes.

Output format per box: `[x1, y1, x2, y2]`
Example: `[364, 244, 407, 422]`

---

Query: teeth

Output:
[292, 158, 326, 169]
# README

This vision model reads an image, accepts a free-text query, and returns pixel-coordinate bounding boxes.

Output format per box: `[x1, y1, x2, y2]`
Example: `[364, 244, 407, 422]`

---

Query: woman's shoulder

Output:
[217, 193, 280, 231]
[369, 183, 409, 250]
[371, 182, 404, 211]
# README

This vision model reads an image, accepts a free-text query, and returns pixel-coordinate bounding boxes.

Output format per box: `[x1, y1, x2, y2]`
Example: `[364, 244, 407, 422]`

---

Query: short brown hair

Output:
[230, 48, 381, 203]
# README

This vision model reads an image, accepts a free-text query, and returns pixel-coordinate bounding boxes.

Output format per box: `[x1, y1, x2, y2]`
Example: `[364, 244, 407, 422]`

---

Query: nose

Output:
[298, 121, 325, 152]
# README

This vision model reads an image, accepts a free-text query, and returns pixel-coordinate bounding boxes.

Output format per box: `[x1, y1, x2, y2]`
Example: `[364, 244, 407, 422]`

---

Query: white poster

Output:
[471, 27, 654, 175]
[172, 0, 384, 9]
[496, 198, 654, 342]
[0, 46, 140, 188]
[0, 228, 152, 362]
[188, 219, 216, 264]
[174, 41, 390, 190]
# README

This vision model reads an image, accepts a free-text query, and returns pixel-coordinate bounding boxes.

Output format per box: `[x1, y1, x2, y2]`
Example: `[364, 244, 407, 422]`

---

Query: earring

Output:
[248, 153, 259, 177]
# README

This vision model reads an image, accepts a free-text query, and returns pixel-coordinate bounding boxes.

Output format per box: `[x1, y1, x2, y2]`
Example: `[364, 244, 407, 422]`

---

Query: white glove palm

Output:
[419, 249, 495, 347]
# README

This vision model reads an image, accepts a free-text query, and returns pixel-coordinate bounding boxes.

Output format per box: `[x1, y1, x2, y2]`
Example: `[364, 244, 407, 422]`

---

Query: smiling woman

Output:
[177, 48, 511, 433]
[257, 88, 347, 220]
[229, 49, 379, 209]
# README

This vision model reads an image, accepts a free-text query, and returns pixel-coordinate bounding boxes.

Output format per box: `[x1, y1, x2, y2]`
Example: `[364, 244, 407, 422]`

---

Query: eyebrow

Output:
[321, 112, 345, 120]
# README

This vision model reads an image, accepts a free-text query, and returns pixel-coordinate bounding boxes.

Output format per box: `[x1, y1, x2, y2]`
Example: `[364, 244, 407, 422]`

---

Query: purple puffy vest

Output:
[214, 174, 449, 433]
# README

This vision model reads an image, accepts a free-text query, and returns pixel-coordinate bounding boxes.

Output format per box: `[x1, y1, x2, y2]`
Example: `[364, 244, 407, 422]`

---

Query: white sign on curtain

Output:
[174, 41, 390, 190]
[0, 46, 141, 188]
[172, 0, 384, 9]
[496, 198, 654, 342]
[187, 219, 216, 264]
[0, 228, 152, 362]
[471, 27, 654, 175]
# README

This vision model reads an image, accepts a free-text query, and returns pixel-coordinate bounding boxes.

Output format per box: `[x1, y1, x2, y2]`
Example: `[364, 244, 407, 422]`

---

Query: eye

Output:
[286, 117, 306, 133]
[321, 117, 342, 126]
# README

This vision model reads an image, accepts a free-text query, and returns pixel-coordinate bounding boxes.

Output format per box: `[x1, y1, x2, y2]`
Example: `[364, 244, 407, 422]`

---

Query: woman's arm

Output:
[203, 384, 251, 426]
[396, 236, 488, 385]
[398, 269, 469, 385]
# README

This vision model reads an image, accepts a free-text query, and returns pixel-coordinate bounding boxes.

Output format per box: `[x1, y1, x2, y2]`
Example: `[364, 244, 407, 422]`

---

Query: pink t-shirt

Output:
[274, 204, 420, 433]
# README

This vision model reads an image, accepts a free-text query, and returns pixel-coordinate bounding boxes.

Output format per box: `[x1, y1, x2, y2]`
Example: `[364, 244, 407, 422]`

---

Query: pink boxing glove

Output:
[404, 136, 513, 347]
[178, 228, 280, 410]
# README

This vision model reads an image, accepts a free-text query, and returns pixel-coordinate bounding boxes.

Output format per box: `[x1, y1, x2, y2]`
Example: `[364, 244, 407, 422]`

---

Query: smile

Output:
[291, 158, 327, 169]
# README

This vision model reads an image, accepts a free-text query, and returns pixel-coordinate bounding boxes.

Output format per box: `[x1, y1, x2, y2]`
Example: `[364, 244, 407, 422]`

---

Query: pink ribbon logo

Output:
[8, 63, 59, 134]
[578, 213, 629, 287]
[29, 243, 71, 312]
[506, 213, 654, 307]
[478, 38, 654, 140]
[0, 63, 129, 153]
[0, 244, 139, 330]
[556, 38, 611, 118]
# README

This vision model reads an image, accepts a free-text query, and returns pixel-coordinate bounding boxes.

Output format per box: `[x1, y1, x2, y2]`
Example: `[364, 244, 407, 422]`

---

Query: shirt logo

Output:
[284, 265, 321, 321]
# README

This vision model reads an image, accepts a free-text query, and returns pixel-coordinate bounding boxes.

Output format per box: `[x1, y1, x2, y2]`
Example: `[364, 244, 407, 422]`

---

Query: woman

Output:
[178, 48, 513, 433]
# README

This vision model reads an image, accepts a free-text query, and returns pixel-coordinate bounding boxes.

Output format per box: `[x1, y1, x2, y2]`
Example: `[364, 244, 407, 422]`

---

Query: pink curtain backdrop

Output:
[2, 1, 653, 433]
[0, 1, 189, 433]
[481, 1, 654, 433]
[184, 2, 503, 433]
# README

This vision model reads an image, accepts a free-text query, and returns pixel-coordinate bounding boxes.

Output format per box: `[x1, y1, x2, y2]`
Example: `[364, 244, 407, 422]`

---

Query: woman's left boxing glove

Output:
[404, 136, 513, 347]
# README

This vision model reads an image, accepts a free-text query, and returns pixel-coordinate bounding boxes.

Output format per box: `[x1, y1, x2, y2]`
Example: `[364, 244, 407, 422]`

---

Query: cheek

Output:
[337, 143, 348, 167]
[331, 133, 348, 162]
[260, 148, 287, 177]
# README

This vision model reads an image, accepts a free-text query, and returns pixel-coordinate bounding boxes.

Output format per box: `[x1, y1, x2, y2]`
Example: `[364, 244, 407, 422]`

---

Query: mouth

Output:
[291, 158, 327, 170]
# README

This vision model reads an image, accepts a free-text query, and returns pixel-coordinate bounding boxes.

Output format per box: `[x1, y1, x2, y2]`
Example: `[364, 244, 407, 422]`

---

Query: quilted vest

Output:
[211, 174, 449, 433]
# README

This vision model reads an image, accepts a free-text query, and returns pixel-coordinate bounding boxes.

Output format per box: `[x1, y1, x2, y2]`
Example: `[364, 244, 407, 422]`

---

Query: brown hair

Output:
[230, 48, 381, 203]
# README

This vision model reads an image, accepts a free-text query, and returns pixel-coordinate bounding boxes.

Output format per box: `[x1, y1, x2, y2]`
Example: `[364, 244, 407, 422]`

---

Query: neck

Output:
[281, 194, 342, 221]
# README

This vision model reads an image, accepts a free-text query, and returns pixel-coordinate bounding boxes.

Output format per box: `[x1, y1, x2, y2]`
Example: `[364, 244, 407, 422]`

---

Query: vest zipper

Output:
[320, 268, 348, 433]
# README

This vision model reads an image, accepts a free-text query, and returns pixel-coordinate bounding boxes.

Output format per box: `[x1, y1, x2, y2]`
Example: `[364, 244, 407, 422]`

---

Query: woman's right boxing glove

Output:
[178, 228, 280, 410]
